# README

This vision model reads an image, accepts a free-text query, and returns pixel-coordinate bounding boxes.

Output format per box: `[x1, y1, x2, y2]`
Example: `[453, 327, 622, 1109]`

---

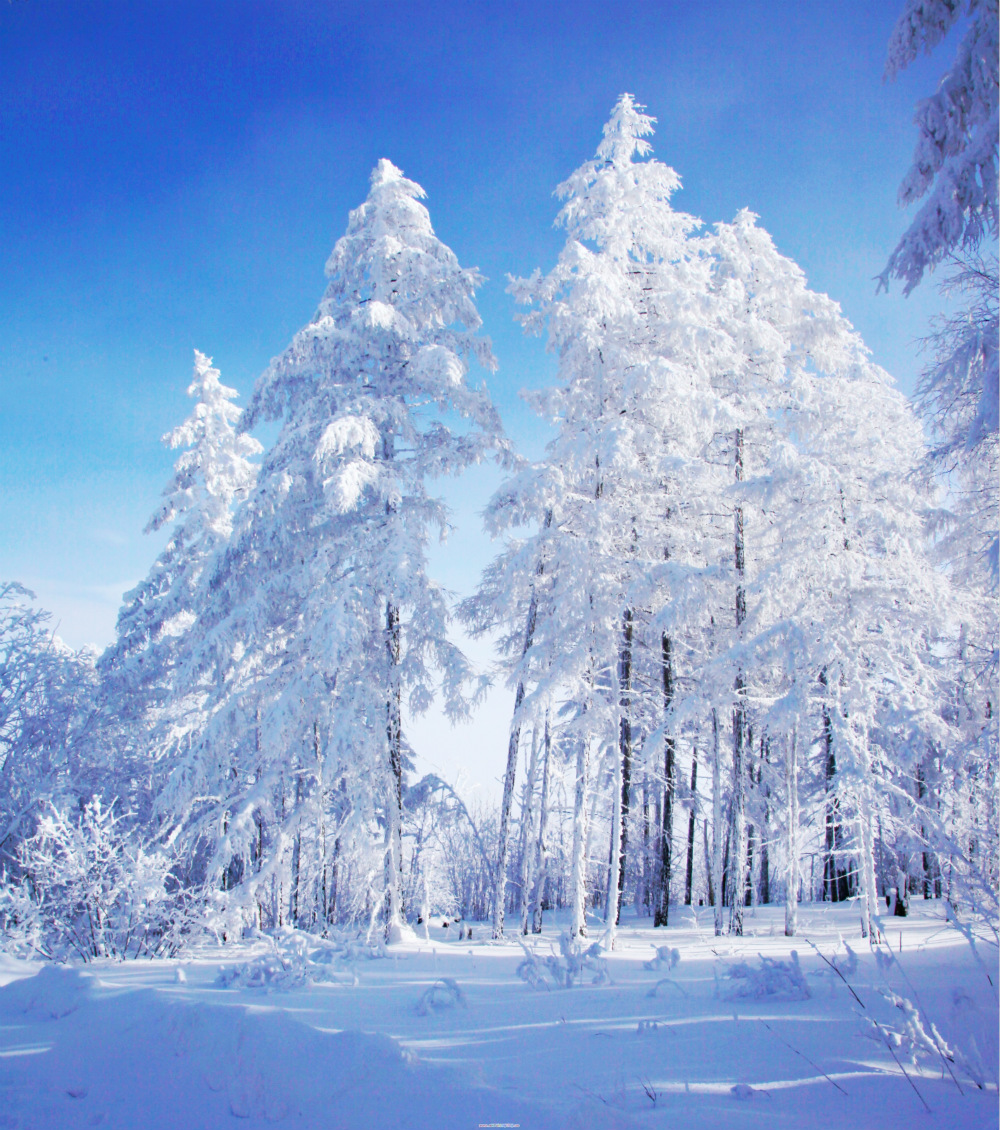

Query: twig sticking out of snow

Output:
[758, 1019, 848, 1096]
[415, 977, 467, 1015]
[643, 945, 680, 973]
[646, 978, 688, 1000]
[809, 940, 932, 1113]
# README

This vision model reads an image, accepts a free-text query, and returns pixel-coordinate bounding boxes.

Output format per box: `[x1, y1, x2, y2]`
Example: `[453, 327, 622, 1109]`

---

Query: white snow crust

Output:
[0, 904, 995, 1130]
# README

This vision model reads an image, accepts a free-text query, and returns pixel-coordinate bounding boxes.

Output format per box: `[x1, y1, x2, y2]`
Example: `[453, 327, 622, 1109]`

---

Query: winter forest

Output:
[1, 2, 997, 1128]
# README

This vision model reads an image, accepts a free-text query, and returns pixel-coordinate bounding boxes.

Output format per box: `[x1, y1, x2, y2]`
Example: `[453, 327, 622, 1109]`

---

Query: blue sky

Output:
[1, 0, 954, 791]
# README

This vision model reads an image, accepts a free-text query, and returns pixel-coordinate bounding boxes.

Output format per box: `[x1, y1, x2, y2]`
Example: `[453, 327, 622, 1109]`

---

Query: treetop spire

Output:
[596, 93, 656, 167]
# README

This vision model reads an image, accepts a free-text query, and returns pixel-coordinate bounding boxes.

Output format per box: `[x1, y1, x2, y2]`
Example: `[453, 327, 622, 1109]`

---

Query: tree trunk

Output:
[605, 737, 623, 934]
[385, 599, 405, 941]
[684, 746, 698, 905]
[785, 728, 799, 937]
[638, 772, 650, 913]
[703, 817, 714, 907]
[291, 773, 303, 925]
[729, 427, 747, 937]
[606, 608, 634, 935]
[531, 713, 552, 933]
[858, 793, 878, 940]
[819, 670, 848, 903]
[492, 513, 551, 939]
[711, 708, 724, 936]
[655, 634, 676, 926]
[519, 726, 541, 935]
[759, 735, 771, 904]
[570, 735, 590, 938]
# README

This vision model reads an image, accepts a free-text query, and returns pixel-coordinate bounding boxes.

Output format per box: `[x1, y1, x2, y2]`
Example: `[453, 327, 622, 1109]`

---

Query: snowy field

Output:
[0, 903, 995, 1130]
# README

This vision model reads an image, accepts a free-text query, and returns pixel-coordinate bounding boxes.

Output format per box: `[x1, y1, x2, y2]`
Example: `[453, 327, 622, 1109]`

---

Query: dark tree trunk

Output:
[617, 608, 633, 923]
[684, 746, 698, 905]
[385, 599, 404, 937]
[641, 773, 651, 913]
[759, 735, 771, 904]
[531, 713, 552, 933]
[493, 512, 551, 939]
[819, 670, 847, 903]
[655, 634, 675, 926]
[729, 428, 747, 936]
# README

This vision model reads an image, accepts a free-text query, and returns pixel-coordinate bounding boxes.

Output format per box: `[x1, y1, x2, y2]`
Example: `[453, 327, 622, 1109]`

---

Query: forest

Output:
[0, 2, 997, 1126]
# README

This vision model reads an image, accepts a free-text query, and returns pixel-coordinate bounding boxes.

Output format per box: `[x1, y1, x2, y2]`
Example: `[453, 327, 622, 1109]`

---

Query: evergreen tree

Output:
[100, 350, 261, 716]
[165, 161, 505, 940]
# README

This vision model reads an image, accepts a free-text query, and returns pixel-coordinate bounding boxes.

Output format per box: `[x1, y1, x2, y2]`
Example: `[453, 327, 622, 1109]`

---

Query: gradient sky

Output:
[1, 0, 955, 796]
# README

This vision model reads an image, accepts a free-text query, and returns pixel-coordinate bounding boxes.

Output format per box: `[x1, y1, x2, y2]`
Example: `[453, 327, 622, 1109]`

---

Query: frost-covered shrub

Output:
[517, 931, 610, 989]
[720, 952, 810, 1001]
[0, 797, 197, 960]
[215, 926, 383, 991]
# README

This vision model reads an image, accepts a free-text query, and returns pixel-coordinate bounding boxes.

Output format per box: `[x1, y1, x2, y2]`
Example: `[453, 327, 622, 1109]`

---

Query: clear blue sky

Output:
[0, 0, 953, 788]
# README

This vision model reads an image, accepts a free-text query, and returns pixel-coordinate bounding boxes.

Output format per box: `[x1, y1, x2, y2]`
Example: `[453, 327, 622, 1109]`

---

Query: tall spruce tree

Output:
[164, 162, 505, 940]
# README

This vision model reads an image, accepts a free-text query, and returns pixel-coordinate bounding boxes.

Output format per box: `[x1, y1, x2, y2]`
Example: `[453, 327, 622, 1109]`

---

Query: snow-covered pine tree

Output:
[165, 161, 505, 941]
[100, 351, 261, 719]
[882, 0, 998, 294]
[466, 95, 729, 941]
[705, 209, 960, 939]
[882, 0, 998, 602]
[880, 0, 999, 923]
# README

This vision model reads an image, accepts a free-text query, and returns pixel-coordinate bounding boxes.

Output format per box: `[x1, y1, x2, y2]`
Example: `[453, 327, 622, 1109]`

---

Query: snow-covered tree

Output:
[882, 0, 998, 293]
[100, 351, 261, 717]
[881, 0, 999, 592]
[472, 94, 971, 945]
[1, 796, 192, 961]
[466, 95, 730, 941]
[0, 583, 97, 867]
[705, 209, 960, 939]
[164, 160, 505, 941]
[880, 0, 998, 927]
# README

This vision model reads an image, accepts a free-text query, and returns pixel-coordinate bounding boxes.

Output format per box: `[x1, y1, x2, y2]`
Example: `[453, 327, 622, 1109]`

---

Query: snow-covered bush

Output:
[516, 931, 610, 989]
[215, 927, 377, 991]
[720, 952, 810, 1001]
[0, 583, 98, 868]
[0, 797, 197, 961]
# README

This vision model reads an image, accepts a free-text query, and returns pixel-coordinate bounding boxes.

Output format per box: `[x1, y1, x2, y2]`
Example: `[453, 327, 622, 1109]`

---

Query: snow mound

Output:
[0, 967, 544, 1129]
[720, 951, 810, 1001]
[0, 963, 91, 1019]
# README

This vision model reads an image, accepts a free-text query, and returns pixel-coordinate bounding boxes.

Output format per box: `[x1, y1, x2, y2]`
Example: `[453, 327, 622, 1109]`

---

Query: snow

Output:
[1, 904, 995, 1130]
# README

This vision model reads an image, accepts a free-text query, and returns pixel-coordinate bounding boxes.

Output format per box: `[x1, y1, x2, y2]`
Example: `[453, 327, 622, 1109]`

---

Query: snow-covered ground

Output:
[0, 903, 995, 1130]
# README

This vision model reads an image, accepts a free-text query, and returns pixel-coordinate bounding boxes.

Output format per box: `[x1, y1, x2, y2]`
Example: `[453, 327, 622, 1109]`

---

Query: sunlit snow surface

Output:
[0, 904, 996, 1129]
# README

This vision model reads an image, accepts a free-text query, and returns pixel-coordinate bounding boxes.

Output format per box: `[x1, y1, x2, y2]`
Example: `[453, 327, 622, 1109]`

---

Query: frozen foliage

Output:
[720, 951, 811, 1001]
[100, 352, 260, 718]
[643, 943, 680, 972]
[0, 798, 191, 961]
[157, 160, 506, 941]
[469, 95, 974, 956]
[215, 928, 372, 991]
[516, 931, 610, 988]
[884, 0, 999, 601]
[883, 0, 998, 292]
[0, 584, 97, 866]
[415, 976, 466, 1014]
